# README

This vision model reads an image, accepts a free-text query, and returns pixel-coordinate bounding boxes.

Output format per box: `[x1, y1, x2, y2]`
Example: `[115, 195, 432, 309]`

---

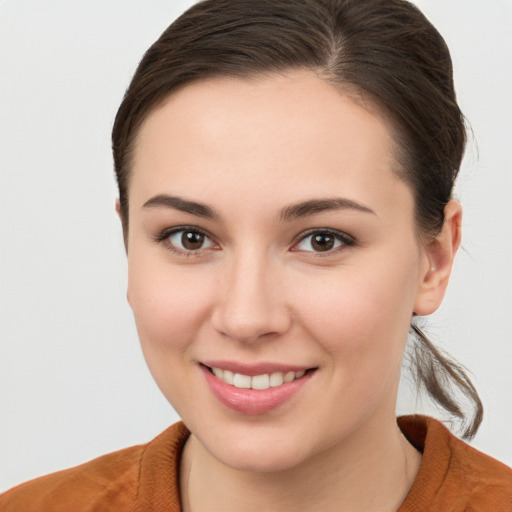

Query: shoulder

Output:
[0, 444, 144, 512]
[0, 422, 189, 512]
[398, 415, 512, 511]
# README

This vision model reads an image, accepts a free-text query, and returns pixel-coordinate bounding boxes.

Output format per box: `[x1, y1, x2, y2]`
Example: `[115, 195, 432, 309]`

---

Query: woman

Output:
[1, 0, 511, 510]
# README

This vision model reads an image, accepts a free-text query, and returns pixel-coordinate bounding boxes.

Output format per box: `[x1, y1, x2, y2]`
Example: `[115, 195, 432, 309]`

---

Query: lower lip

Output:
[200, 365, 315, 415]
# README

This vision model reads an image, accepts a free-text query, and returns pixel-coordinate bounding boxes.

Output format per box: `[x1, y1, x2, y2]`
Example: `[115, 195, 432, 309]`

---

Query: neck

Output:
[180, 414, 422, 512]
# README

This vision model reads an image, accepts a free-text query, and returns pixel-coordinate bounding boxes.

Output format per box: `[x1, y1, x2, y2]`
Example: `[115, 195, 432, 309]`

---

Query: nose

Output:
[210, 250, 292, 344]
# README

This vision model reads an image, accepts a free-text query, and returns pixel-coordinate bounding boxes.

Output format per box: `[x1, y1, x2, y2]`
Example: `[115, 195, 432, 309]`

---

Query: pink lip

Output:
[200, 364, 315, 415]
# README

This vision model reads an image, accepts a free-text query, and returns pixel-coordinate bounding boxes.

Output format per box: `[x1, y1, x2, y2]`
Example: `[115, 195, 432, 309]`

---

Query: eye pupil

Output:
[182, 231, 204, 250]
[311, 234, 334, 251]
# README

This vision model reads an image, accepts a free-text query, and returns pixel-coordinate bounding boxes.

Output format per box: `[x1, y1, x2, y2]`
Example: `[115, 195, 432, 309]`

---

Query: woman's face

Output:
[126, 71, 435, 472]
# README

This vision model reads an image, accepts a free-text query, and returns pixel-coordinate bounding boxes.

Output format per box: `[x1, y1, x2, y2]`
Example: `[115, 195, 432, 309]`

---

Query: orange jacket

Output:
[1, 416, 511, 511]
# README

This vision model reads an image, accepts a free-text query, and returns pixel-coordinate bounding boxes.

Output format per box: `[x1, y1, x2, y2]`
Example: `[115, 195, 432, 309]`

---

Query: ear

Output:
[115, 199, 131, 306]
[413, 199, 462, 316]
[115, 199, 128, 252]
[115, 198, 122, 218]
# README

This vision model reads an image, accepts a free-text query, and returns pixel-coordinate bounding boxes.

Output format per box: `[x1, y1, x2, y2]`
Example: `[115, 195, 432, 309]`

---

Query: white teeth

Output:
[233, 373, 252, 389]
[269, 372, 284, 387]
[251, 374, 270, 390]
[283, 371, 295, 383]
[210, 367, 308, 389]
[223, 370, 234, 385]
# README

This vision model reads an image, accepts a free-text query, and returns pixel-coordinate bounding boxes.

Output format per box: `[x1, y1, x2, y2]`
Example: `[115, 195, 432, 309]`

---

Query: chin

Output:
[215, 444, 309, 473]
[198, 421, 318, 474]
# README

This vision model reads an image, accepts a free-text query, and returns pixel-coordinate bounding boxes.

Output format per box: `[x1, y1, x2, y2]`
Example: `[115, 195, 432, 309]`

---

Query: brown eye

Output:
[182, 231, 205, 250]
[311, 233, 335, 251]
[167, 229, 214, 252]
[294, 230, 352, 253]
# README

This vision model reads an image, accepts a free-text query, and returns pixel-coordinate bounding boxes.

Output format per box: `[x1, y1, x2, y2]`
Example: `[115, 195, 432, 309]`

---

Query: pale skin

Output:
[119, 70, 461, 511]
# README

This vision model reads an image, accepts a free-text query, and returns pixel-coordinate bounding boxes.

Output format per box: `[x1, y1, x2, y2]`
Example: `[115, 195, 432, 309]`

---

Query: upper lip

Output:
[201, 360, 315, 376]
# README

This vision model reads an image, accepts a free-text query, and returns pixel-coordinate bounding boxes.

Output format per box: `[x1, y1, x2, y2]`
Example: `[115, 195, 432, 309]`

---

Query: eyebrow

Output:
[280, 197, 376, 221]
[142, 194, 220, 219]
[142, 194, 375, 221]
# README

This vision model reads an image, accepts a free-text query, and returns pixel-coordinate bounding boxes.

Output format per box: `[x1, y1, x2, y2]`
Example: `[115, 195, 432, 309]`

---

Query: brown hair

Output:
[112, 0, 482, 438]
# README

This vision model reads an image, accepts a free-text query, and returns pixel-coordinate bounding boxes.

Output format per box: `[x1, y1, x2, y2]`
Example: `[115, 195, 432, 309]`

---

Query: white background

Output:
[1, 0, 511, 493]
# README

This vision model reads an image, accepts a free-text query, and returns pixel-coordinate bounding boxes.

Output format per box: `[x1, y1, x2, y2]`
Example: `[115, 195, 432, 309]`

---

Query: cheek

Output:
[293, 249, 420, 367]
[126, 253, 218, 411]
[127, 252, 212, 354]
[290, 258, 419, 422]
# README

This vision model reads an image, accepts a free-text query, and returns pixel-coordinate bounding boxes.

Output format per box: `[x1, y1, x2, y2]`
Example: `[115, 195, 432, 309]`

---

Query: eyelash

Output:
[153, 226, 356, 256]
[292, 228, 356, 255]
[152, 226, 217, 257]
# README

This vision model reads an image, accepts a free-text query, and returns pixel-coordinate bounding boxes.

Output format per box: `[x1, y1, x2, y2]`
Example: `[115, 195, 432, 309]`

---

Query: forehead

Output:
[130, 70, 409, 216]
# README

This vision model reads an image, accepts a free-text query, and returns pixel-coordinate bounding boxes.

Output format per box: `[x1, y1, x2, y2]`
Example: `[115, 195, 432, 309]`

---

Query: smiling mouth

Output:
[204, 365, 315, 391]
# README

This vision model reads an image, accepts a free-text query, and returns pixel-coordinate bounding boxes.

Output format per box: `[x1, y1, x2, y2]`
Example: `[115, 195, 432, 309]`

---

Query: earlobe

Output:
[115, 199, 122, 219]
[413, 200, 462, 316]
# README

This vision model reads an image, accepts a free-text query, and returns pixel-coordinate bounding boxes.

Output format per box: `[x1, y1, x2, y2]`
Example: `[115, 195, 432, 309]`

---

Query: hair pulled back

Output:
[112, 0, 482, 438]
